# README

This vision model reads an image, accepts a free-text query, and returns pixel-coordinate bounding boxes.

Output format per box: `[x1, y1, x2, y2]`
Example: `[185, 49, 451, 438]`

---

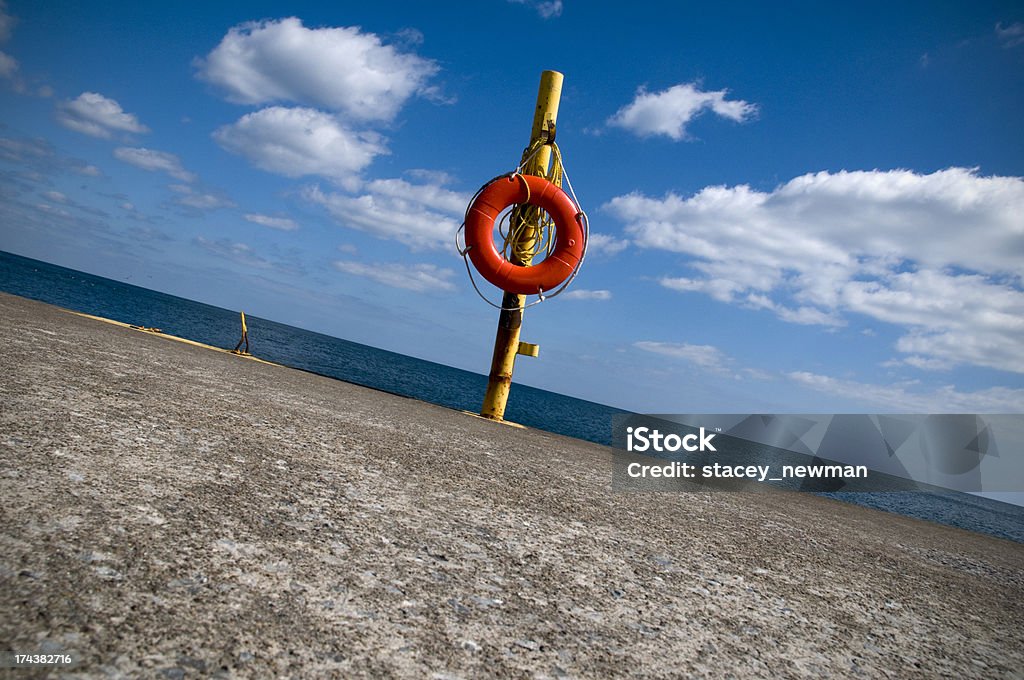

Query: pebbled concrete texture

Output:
[0, 291, 1022, 679]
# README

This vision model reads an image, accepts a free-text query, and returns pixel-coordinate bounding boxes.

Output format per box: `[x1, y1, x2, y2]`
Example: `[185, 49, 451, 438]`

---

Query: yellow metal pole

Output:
[480, 70, 563, 421]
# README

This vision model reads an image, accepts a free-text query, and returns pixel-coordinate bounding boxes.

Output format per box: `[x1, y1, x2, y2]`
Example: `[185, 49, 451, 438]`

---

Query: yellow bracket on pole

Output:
[517, 342, 540, 358]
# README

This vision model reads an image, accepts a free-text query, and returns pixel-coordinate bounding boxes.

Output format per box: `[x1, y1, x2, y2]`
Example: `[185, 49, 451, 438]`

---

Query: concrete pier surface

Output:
[1, 292, 1022, 679]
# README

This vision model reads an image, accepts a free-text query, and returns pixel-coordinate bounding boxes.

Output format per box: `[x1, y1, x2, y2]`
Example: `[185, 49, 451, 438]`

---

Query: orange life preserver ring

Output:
[464, 174, 585, 295]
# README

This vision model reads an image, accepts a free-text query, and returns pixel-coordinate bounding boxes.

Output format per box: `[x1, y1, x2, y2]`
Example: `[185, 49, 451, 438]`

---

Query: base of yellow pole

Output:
[461, 410, 526, 428]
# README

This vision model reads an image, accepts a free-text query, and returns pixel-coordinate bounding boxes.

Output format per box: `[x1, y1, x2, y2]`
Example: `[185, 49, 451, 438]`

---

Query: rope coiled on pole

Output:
[456, 138, 589, 311]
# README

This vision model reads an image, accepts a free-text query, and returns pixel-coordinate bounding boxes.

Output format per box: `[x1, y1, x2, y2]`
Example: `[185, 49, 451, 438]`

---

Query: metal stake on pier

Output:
[232, 311, 250, 356]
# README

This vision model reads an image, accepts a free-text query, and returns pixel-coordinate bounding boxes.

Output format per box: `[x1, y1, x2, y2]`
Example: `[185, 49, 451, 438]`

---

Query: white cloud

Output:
[33, 202, 70, 218]
[332, 259, 456, 292]
[244, 213, 298, 231]
[213, 107, 384, 190]
[57, 92, 149, 139]
[562, 289, 612, 301]
[0, 136, 48, 162]
[996, 21, 1024, 48]
[405, 168, 455, 185]
[844, 269, 1023, 372]
[195, 236, 271, 269]
[0, 1, 13, 43]
[508, 0, 563, 19]
[0, 50, 16, 79]
[0, 2, 18, 88]
[587, 232, 629, 255]
[608, 83, 757, 140]
[304, 177, 468, 250]
[608, 168, 1024, 374]
[789, 371, 1024, 413]
[168, 183, 234, 211]
[0, 135, 99, 177]
[362, 176, 467, 214]
[113, 147, 195, 182]
[196, 17, 439, 122]
[198, 19, 444, 189]
[735, 289, 845, 327]
[635, 340, 732, 374]
[41, 190, 67, 203]
[537, 1, 563, 18]
[394, 28, 424, 47]
[901, 356, 952, 371]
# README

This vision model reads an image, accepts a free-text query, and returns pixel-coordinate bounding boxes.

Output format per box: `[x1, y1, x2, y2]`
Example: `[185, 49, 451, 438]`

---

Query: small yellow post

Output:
[480, 70, 563, 421]
[232, 311, 250, 355]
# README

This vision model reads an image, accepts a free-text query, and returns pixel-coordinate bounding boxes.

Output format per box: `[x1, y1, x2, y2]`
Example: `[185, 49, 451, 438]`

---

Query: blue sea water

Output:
[0, 252, 624, 448]
[2, 250, 1022, 544]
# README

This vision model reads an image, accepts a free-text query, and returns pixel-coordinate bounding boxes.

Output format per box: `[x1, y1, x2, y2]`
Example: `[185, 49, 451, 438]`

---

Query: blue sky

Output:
[1, 0, 1022, 415]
